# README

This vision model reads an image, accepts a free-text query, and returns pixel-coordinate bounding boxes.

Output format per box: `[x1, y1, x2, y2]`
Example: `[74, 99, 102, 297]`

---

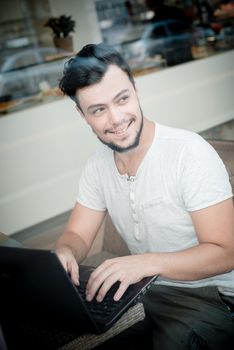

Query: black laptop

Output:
[0, 245, 157, 344]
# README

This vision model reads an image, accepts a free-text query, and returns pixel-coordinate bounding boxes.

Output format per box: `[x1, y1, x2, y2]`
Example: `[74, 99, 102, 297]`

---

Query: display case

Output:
[0, 47, 73, 114]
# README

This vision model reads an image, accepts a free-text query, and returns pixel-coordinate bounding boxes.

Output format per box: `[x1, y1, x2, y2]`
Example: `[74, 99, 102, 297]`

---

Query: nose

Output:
[108, 106, 122, 124]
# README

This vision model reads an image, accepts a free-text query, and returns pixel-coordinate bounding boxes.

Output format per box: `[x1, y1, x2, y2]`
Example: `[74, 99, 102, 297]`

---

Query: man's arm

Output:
[86, 198, 234, 302]
[56, 202, 106, 285]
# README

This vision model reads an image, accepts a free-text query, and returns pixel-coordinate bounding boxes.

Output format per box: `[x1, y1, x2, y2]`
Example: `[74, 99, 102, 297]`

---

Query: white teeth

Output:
[108, 121, 132, 135]
[114, 128, 127, 134]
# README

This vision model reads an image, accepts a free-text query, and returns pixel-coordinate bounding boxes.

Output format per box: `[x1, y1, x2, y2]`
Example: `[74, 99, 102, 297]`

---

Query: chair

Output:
[208, 139, 234, 194]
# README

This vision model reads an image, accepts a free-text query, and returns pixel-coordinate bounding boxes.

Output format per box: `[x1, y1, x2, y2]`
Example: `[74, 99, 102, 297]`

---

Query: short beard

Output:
[97, 110, 144, 153]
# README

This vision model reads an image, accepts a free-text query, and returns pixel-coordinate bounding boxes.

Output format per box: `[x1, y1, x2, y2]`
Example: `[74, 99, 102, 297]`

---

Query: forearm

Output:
[144, 243, 234, 281]
[85, 242, 234, 301]
[56, 230, 89, 263]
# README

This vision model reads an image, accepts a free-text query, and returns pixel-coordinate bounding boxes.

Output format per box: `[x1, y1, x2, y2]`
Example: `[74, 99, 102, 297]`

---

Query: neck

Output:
[114, 118, 155, 176]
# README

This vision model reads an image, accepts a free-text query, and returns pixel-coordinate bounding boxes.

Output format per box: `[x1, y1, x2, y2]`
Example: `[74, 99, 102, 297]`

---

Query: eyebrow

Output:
[87, 89, 130, 113]
[113, 89, 129, 101]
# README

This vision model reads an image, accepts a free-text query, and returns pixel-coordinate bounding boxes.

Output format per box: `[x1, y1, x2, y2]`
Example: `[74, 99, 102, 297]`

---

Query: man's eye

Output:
[92, 107, 105, 115]
[118, 95, 129, 104]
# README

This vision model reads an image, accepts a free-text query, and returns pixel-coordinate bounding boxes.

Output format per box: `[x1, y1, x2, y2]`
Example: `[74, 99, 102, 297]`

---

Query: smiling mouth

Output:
[106, 120, 133, 135]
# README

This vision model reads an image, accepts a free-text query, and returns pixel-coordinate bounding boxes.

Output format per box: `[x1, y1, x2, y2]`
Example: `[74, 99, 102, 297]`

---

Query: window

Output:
[168, 21, 191, 35]
[150, 25, 167, 39]
[0, 0, 72, 114]
[95, 0, 234, 73]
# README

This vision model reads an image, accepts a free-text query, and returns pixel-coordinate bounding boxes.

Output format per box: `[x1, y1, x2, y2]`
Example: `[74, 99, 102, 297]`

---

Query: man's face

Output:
[76, 65, 143, 153]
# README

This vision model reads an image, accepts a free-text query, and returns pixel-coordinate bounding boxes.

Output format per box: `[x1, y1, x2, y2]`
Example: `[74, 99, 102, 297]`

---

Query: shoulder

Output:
[157, 123, 204, 145]
[155, 125, 232, 210]
[155, 123, 215, 161]
[155, 124, 229, 182]
[156, 123, 216, 157]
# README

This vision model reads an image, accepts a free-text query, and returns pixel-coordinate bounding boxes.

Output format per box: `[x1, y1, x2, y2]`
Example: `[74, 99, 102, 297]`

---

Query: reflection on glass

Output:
[0, 0, 234, 115]
[95, 0, 234, 73]
[0, 47, 72, 114]
[0, 0, 73, 115]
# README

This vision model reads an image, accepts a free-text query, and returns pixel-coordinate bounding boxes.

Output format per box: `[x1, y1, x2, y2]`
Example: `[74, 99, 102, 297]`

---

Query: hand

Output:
[86, 255, 148, 302]
[56, 246, 79, 285]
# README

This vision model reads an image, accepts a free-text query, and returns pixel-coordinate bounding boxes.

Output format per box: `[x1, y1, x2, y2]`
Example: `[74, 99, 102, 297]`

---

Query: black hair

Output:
[59, 43, 135, 108]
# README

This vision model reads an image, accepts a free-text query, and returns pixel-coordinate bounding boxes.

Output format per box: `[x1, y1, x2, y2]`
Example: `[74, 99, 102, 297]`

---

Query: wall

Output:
[138, 50, 234, 132]
[1, 49, 234, 234]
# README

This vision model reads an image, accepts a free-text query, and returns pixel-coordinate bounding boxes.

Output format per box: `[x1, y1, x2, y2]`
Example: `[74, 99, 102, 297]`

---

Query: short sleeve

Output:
[179, 137, 233, 211]
[76, 156, 106, 211]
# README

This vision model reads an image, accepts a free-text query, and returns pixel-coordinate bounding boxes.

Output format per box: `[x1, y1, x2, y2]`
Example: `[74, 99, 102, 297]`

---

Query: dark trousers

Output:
[94, 285, 234, 350]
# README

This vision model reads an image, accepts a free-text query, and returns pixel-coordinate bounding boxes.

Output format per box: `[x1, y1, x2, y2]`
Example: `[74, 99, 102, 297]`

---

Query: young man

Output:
[56, 43, 234, 349]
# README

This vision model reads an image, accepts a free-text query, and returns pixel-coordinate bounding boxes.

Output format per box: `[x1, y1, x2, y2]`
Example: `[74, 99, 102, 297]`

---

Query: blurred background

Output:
[0, 0, 234, 111]
[0, 0, 233, 237]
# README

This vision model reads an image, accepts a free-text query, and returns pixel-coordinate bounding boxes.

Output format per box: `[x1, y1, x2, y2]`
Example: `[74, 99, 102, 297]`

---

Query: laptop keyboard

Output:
[77, 280, 133, 317]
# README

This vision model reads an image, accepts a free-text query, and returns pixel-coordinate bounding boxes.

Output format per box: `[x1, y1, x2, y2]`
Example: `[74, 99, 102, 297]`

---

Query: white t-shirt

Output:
[77, 123, 234, 296]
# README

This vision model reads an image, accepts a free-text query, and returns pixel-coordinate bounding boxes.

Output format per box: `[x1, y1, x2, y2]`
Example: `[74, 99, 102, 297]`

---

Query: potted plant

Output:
[45, 15, 76, 51]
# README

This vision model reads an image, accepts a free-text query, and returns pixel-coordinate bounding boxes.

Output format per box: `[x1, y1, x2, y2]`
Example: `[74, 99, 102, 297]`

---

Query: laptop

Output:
[0, 246, 157, 339]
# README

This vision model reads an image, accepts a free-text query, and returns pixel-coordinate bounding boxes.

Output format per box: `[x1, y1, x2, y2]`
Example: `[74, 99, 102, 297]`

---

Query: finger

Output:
[113, 281, 129, 301]
[86, 267, 115, 301]
[86, 259, 115, 290]
[95, 273, 120, 302]
[68, 259, 79, 286]
[58, 255, 68, 272]
[86, 276, 105, 301]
